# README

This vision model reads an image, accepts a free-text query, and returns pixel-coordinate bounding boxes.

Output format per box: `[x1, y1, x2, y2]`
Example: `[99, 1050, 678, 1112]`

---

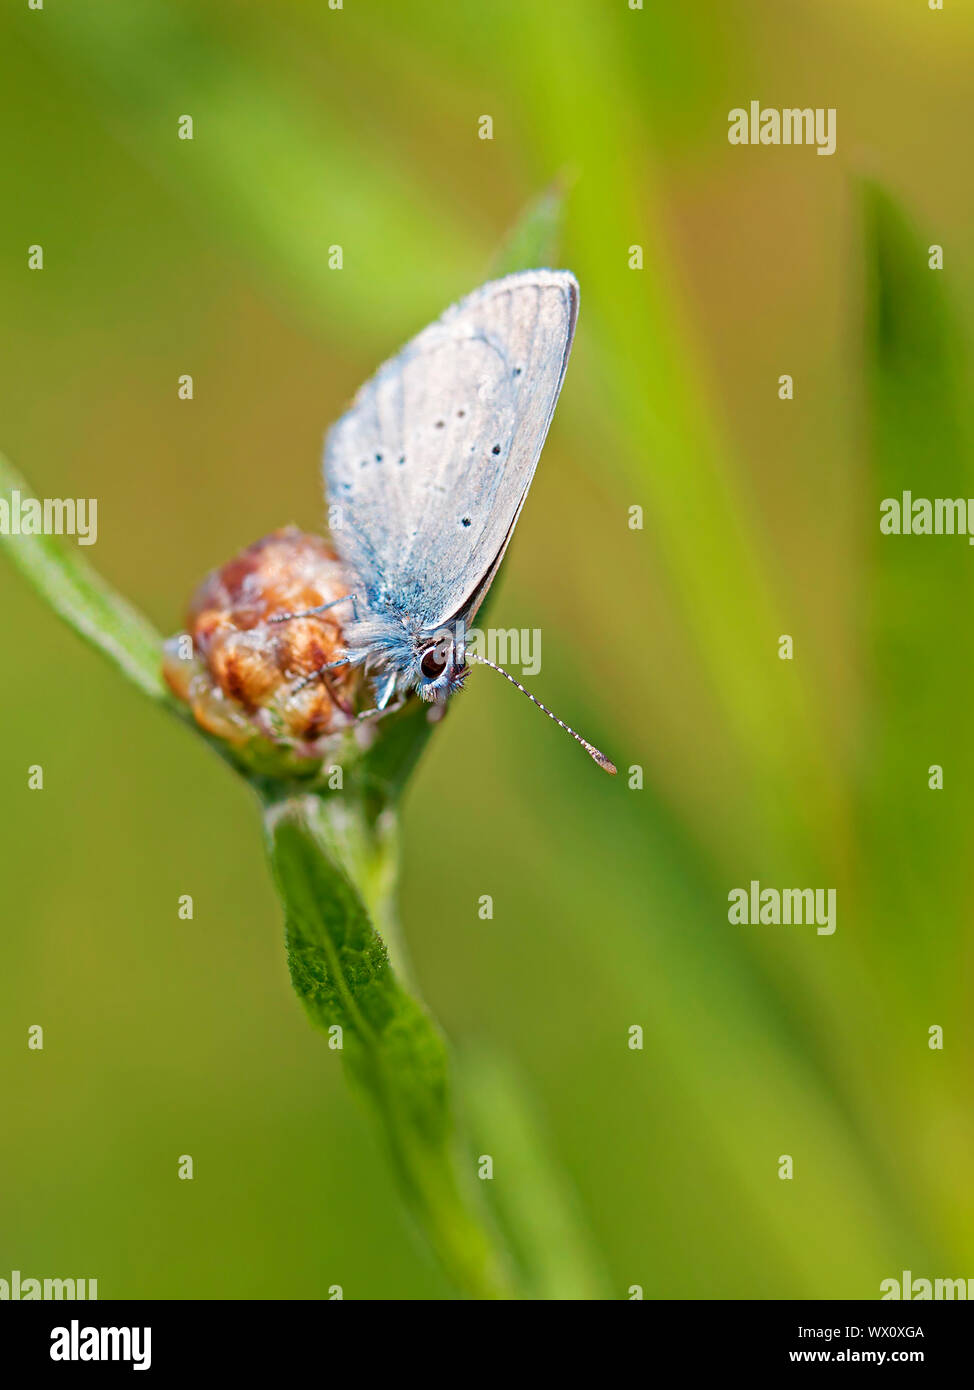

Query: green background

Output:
[2, 0, 973, 1299]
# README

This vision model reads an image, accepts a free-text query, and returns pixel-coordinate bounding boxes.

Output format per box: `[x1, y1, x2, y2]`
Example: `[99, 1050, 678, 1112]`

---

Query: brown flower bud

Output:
[163, 528, 361, 753]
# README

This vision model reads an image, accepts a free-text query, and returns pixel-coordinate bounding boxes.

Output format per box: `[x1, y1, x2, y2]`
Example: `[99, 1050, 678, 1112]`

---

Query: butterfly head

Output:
[342, 606, 614, 770]
[414, 627, 469, 703]
[342, 609, 468, 706]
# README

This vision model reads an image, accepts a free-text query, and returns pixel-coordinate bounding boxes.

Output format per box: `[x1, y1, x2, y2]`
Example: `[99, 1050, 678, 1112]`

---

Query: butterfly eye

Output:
[420, 648, 448, 680]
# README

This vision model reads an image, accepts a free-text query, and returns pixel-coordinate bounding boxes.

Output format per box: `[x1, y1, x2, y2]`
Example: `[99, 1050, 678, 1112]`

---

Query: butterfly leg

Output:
[290, 657, 352, 694]
[318, 666, 356, 718]
[357, 698, 406, 722]
[354, 669, 403, 721]
[269, 594, 358, 625]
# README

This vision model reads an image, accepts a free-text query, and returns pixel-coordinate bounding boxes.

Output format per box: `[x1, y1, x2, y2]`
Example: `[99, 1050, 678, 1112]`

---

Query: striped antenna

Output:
[468, 654, 617, 774]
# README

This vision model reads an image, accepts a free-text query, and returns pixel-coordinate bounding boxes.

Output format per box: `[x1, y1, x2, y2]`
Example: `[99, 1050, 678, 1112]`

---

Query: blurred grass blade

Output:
[263, 794, 515, 1300]
[488, 177, 570, 278]
[460, 1048, 610, 1300]
[863, 179, 967, 471]
[16, 1, 474, 340]
[844, 179, 974, 1267]
[860, 176, 974, 960]
[0, 451, 170, 704]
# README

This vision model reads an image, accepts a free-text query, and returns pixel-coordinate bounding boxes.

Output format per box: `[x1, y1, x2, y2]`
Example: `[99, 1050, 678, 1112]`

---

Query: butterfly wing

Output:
[323, 268, 578, 629]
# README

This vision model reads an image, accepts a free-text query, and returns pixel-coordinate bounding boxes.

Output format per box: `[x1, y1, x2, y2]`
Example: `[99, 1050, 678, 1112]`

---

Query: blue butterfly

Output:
[276, 269, 614, 773]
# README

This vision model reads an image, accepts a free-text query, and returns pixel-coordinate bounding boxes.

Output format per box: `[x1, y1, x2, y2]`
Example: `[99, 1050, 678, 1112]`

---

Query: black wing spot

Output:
[457, 408, 466, 418]
[359, 459, 368, 468]
[513, 367, 522, 376]
[397, 455, 406, 466]
[461, 517, 471, 528]
[491, 444, 502, 455]
[434, 419, 445, 429]
[375, 452, 383, 463]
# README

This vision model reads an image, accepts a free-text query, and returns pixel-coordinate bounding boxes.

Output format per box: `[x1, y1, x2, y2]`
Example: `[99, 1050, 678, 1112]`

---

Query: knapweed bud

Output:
[163, 528, 361, 757]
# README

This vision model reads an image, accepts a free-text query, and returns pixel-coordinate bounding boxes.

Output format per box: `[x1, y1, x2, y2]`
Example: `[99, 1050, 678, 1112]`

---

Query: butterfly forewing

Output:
[324, 269, 578, 629]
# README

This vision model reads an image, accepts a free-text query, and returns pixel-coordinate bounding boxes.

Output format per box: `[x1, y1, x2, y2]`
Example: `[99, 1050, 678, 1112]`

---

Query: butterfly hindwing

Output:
[324, 269, 578, 628]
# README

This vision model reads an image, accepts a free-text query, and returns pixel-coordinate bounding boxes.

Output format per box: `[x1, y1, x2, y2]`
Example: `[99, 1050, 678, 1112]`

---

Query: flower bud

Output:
[163, 528, 361, 756]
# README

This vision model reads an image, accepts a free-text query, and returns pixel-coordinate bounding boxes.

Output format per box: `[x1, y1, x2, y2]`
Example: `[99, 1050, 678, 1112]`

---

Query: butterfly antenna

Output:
[468, 654, 617, 774]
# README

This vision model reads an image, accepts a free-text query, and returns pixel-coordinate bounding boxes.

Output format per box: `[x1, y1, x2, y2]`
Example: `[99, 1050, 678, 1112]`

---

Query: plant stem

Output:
[262, 790, 516, 1299]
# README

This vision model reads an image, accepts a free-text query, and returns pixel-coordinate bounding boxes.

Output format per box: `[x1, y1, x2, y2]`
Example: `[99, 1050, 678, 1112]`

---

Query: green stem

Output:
[262, 790, 516, 1300]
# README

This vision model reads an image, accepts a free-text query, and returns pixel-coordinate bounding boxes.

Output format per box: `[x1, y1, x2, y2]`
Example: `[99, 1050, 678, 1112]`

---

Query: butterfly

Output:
[275, 269, 615, 774]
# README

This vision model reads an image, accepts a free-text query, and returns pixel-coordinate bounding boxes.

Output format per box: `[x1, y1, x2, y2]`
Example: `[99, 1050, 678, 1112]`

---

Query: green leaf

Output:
[0, 452, 172, 706]
[459, 1048, 611, 1299]
[863, 179, 967, 473]
[487, 176, 570, 278]
[858, 180, 974, 980]
[263, 793, 514, 1300]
